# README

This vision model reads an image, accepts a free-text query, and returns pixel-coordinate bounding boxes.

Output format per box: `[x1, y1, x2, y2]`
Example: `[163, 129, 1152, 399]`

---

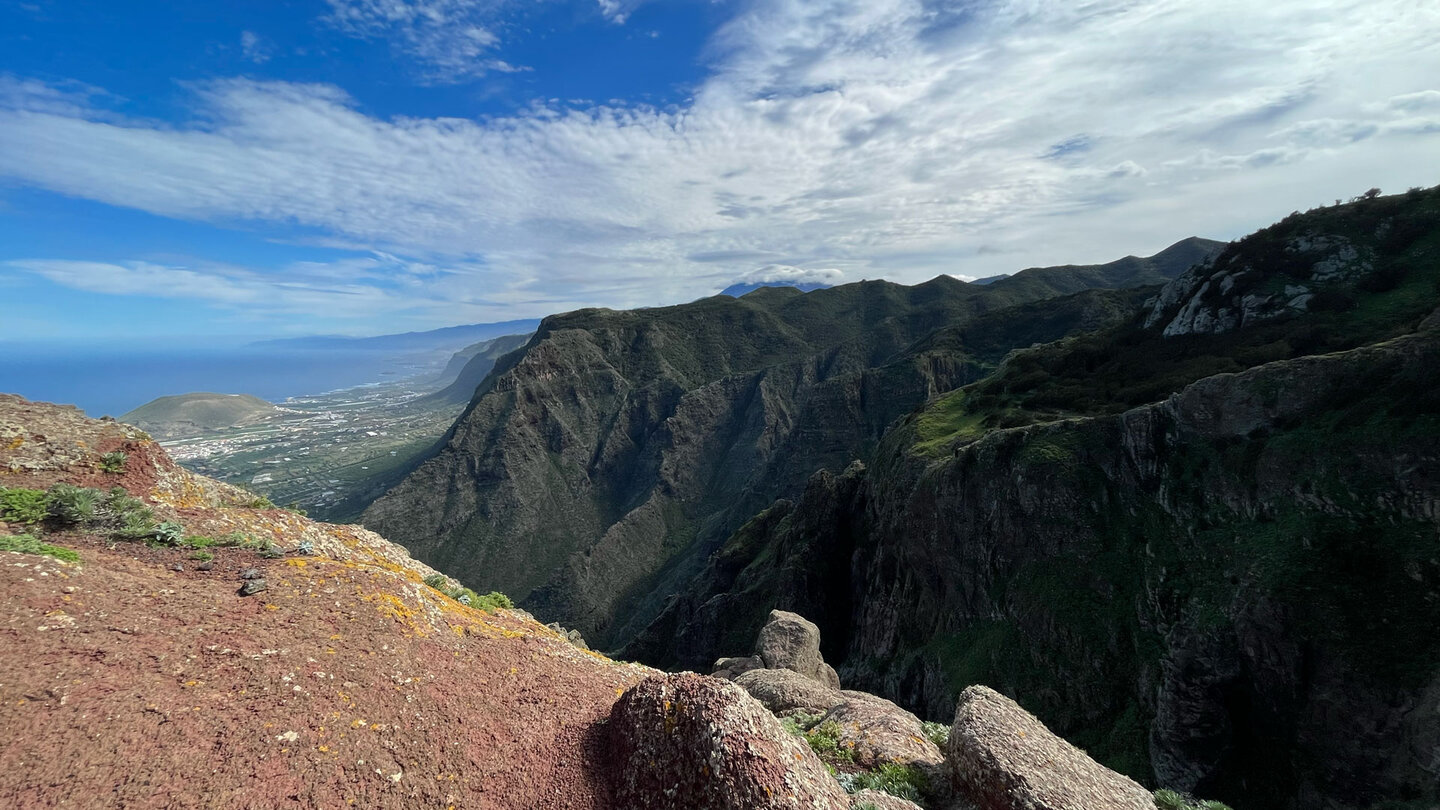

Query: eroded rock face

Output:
[1143, 232, 1372, 338]
[758, 610, 842, 689]
[818, 695, 944, 769]
[947, 686, 1153, 810]
[608, 673, 849, 810]
[734, 668, 844, 715]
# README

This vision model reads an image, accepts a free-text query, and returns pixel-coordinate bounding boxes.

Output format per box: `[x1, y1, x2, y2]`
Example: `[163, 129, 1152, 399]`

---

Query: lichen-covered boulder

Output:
[609, 673, 849, 809]
[735, 668, 845, 715]
[756, 610, 841, 689]
[818, 695, 944, 769]
[946, 686, 1153, 810]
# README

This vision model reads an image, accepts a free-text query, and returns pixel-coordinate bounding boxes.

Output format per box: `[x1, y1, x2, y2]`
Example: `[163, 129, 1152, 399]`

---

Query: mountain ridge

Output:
[362, 237, 1223, 652]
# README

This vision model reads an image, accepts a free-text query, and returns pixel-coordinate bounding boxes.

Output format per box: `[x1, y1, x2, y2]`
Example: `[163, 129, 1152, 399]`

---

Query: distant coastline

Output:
[0, 345, 439, 418]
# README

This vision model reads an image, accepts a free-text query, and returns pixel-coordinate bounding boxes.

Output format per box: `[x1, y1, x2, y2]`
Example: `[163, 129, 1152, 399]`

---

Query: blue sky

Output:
[1, 0, 1438, 341]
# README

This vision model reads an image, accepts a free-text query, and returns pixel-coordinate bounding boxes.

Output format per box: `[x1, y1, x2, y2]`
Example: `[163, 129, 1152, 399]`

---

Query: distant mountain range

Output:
[719, 280, 833, 297]
[423, 333, 534, 406]
[252, 319, 542, 353]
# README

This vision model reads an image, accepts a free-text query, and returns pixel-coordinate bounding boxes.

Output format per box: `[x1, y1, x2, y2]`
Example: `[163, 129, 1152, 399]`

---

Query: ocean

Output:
[0, 346, 444, 417]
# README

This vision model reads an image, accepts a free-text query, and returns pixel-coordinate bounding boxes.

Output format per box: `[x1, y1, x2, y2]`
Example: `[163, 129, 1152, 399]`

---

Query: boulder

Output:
[713, 655, 765, 680]
[756, 610, 841, 689]
[946, 686, 1153, 810]
[609, 673, 849, 810]
[849, 789, 924, 810]
[818, 696, 944, 769]
[735, 668, 845, 715]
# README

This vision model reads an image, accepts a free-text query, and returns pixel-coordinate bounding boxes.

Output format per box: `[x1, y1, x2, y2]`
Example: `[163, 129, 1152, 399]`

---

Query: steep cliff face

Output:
[364, 245, 1208, 648]
[845, 331, 1440, 808]
[627, 189, 1440, 809]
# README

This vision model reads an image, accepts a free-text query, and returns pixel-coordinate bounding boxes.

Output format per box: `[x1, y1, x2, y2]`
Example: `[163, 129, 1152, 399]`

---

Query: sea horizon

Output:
[0, 344, 444, 418]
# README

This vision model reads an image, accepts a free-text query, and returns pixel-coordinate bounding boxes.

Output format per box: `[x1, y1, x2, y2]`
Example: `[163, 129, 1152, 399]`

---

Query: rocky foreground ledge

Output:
[2, 395, 1208, 809]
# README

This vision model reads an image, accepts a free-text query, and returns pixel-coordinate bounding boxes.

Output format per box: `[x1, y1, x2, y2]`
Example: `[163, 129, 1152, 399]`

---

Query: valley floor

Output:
[165, 380, 460, 520]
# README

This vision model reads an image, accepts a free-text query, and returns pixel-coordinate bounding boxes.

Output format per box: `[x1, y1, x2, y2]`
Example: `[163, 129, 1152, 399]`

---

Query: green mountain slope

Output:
[625, 187, 1440, 810]
[362, 239, 1217, 650]
[423, 332, 533, 405]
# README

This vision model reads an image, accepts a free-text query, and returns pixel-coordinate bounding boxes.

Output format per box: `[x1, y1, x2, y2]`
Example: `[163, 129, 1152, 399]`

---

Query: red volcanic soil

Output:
[0, 533, 652, 809]
[0, 393, 658, 808]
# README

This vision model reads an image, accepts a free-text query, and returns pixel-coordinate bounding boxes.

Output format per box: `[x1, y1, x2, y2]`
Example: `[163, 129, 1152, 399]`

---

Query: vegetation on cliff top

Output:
[909, 185, 1440, 453]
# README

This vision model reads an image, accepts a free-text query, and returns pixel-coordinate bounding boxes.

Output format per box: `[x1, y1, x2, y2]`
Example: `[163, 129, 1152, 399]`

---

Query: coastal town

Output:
[162, 381, 461, 521]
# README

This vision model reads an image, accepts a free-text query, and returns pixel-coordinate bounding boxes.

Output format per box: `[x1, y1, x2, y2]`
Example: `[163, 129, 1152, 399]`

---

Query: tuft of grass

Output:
[189, 550, 214, 562]
[849, 762, 928, 802]
[100, 487, 157, 541]
[0, 487, 49, 525]
[1154, 788, 1233, 810]
[99, 451, 128, 473]
[0, 533, 80, 563]
[47, 484, 100, 524]
[780, 710, 826, 737]
[802, 720, 854, 765]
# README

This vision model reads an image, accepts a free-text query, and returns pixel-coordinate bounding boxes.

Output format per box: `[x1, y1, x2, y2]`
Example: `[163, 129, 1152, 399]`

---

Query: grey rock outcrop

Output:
[757, 610, 842, 689]
[608, 673, 849, 810]
[714, 655, 765, 680]
[1144, 232, 1373, 338]
[734, 668, 844, 715]
[946, 686, 1153, 810]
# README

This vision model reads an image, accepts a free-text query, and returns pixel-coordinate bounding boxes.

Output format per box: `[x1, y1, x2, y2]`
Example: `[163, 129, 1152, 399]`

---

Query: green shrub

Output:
[240, 495, 276, 509]
[0, 533, 80, 563]
[422, 574, 514, 613]
[99, 487, 156, 540]
[849, 762, 928, 802]
[189, 550, 214, 562]
[46, 484, 101, 524]
[1154, 789, 1233, 810]
[0, 487, 49, 525]
[474, 590, 513, 610]
[99, 451, 128, 473]
[921, 720, 950, 748]
[179, 535, 215, 549]
[150, 521, 186, 546]
[780, 710, 825, 736]
[803, 721, 854, 764]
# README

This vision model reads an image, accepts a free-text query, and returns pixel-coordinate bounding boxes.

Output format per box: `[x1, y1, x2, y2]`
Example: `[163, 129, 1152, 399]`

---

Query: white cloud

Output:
[240, 31, 272, 64]
[1387, 90, 1440, 113]
[597, 0, 647, 24]
[739, 264, 843, 284]
[323, 0, 527, 83]
[1, 0, 1439, 327]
